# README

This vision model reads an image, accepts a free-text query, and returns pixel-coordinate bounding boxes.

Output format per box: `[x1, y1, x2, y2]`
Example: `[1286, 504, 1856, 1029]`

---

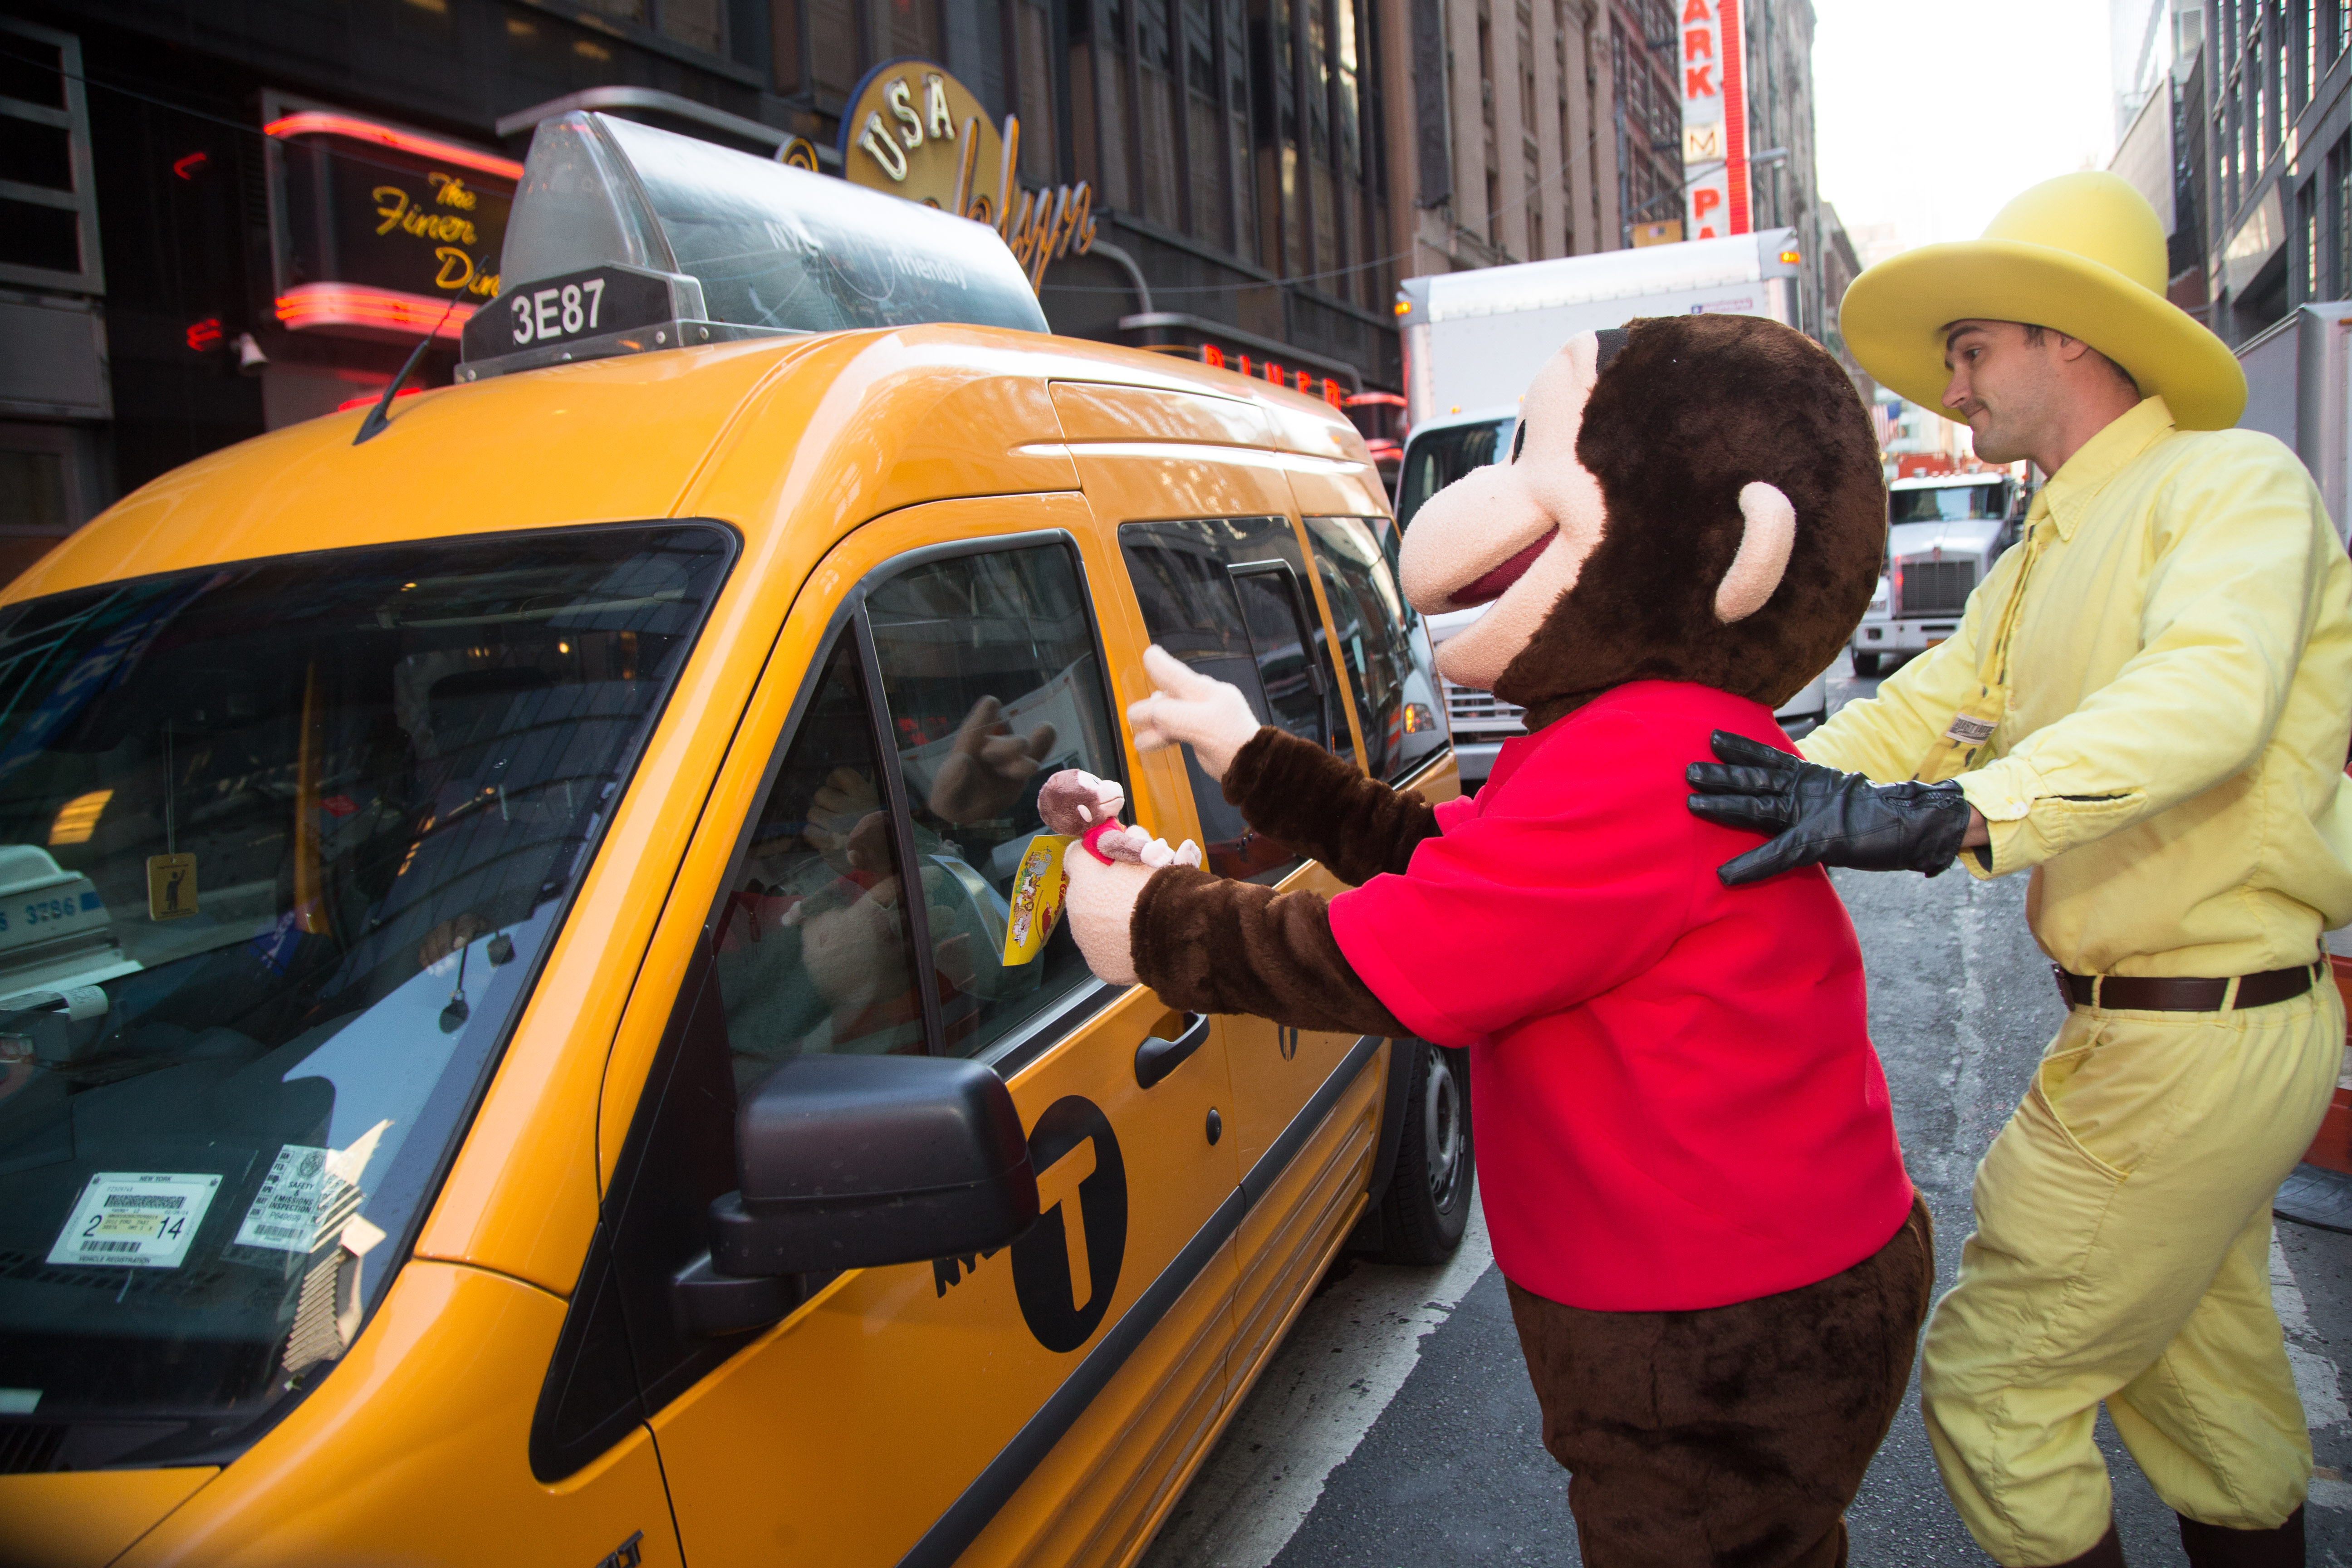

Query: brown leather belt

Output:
[2052, 961, 2320, 1013]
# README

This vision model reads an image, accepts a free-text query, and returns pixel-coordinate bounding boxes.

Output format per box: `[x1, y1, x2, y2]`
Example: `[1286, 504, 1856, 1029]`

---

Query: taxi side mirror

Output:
[673, 1054, 1040, 1336]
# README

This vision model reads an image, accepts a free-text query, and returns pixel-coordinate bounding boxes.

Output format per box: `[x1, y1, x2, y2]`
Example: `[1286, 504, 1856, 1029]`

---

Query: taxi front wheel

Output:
[1376, 1042, 1474, 1266]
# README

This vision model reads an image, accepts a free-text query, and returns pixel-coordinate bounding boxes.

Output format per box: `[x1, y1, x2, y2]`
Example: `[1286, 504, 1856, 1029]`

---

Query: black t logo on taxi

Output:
[1012, 1096, 1127, 1352]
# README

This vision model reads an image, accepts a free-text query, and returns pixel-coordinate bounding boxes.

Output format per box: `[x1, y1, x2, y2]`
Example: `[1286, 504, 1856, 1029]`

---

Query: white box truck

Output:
[1394, 228, 1804, 429]
[2232, 301, 2352, 544]
[1389, 231, 1818, 779]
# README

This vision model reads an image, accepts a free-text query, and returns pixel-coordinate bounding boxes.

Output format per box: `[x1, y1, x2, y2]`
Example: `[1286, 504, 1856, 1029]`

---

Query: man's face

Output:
[1940, 319, 2059, 464]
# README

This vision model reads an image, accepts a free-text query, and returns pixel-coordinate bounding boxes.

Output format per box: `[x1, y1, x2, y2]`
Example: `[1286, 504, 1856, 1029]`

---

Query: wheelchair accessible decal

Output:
[932, 1095, 1127, 1353]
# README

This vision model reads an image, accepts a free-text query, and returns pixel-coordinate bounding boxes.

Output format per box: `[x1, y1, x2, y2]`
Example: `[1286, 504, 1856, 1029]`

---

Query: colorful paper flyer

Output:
[1000, 833, 1073, 967]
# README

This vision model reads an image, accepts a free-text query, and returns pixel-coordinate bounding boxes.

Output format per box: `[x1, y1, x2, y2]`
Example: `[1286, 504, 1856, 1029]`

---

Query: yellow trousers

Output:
[1920, 979, 2343, 1567]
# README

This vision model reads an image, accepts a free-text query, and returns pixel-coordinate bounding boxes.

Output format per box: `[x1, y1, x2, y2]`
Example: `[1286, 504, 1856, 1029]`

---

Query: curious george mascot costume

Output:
[1063, 314, 1931, 1568]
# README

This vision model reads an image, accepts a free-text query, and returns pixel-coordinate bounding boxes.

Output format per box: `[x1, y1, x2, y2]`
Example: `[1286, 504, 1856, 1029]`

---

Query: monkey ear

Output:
[1714, 482, 1796, 623]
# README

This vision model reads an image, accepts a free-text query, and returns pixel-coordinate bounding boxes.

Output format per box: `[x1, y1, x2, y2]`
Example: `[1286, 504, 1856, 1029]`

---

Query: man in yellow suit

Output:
[1687, 171, 2352, 1568]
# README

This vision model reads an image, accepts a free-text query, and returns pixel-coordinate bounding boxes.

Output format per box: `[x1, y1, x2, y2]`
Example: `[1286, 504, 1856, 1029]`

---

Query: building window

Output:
[1527, 142, 1544, 255]
[1559, 94, 1575, 250]
[0, 18, 102, 294]
[571, 0, 725, 58]
[2304, 0, 2318, 103]
[2332, 135, 2352, 296]
[1480, 9, 1497, 129]
[1137, 0, 1179, 228]
[2278, 2, 2292, 147]
[2301, 177, 2318, 299]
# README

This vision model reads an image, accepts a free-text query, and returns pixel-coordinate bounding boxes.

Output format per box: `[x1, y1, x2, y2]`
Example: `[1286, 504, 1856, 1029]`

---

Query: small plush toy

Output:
[1073, 314, 1929, 1568]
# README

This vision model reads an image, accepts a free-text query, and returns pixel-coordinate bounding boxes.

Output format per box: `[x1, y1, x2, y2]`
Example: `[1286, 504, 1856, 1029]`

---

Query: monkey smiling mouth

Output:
[1450, 528, 1558, 608]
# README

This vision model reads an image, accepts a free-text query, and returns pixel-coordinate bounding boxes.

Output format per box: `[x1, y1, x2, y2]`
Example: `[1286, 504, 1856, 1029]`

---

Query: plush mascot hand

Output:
[929, 695, 1058, 824]
[1127, 645, 1262, 781]
[1686, 731, 1973, 885]
[1037, 768, 1200, 985]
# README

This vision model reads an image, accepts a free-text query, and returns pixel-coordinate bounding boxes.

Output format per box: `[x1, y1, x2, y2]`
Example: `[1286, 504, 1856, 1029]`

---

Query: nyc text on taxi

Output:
[0, 112, 1471, 1568]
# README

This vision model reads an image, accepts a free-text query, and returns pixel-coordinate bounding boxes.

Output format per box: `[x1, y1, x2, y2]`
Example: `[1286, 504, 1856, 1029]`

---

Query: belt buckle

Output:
[2051, 963, 2078, 1009]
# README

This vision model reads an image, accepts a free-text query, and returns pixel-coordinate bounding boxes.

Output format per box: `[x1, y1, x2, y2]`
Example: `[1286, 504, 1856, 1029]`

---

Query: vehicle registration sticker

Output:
[47, 1171, 220, 1269]
[234, 1144, 330, 1253]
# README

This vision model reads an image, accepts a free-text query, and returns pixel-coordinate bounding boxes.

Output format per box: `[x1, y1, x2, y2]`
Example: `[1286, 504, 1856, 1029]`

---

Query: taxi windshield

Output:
[0, 524, 730, 1466]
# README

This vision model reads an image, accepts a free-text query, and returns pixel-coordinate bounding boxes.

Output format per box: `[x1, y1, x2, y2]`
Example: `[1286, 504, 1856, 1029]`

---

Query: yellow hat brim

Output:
[1840, 238, 2246, 431]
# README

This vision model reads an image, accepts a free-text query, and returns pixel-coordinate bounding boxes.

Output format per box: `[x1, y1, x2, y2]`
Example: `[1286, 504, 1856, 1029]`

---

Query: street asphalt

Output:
[1141, 654, 2352, 1568]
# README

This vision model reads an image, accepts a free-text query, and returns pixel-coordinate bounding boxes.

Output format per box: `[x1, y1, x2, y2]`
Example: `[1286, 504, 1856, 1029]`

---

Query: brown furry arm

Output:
[1221, 728, 1441, 886]
[1130, 865, 1408, 1036]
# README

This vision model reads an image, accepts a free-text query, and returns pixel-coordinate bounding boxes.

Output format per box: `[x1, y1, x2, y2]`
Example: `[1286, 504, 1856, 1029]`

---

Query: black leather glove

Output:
[1685, 730, 1974, 887]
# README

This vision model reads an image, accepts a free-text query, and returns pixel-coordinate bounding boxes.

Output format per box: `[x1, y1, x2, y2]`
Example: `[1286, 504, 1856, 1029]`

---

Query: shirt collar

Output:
[2033, 396, 2176, 541]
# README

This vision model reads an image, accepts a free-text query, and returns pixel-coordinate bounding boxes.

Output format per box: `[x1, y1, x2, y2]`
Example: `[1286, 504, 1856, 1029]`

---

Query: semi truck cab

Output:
[1850, 471, 2024, 676]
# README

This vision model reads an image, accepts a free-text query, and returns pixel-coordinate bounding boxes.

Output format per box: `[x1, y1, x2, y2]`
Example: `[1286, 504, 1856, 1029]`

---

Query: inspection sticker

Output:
[47, 1171, 220, 1269]
[233, 1144, 329, 1254]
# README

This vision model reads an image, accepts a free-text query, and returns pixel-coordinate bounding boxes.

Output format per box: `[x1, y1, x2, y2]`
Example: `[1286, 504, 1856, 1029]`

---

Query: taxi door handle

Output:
[1135, 1011, 1210, 1089]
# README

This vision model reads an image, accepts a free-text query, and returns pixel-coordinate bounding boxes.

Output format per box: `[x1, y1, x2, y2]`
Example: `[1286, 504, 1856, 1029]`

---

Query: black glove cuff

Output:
[1905, 780, 1973, 877]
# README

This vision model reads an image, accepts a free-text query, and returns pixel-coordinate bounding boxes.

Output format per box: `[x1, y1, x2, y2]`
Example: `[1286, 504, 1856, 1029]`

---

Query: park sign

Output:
[839, 59, 1095, 291]
[1678, 0, 1751, 240]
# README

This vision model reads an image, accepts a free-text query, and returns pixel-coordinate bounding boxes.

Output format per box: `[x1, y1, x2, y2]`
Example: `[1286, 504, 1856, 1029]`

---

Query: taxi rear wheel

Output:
[1377, 1041, 1473, 1265]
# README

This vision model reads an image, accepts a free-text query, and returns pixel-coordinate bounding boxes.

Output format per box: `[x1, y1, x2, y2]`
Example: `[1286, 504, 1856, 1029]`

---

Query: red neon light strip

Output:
[276, 284, 475, 338]
[336, 388, 428, 412]
[263, 112, 524, 182]
[1721, 0, 1750, 236]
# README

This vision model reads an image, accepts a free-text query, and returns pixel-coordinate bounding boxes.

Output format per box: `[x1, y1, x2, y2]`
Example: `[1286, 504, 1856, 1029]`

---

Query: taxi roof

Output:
[10, 324, 1377, 603]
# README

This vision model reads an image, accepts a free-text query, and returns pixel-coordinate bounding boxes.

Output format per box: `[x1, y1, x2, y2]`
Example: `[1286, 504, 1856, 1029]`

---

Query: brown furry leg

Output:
[1505, 1196, 1933, 1568]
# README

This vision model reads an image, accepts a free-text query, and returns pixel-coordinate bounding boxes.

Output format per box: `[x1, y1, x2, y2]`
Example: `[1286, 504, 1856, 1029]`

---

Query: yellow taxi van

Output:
[0, 111, 1471, 1568]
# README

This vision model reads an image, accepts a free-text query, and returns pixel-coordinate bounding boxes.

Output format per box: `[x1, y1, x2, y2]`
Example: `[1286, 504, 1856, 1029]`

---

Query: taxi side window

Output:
[1121, 517, 1335, 884]
[710, 635, 925, 1090]
[531, 540, 1126, 1478]
[1306, 515, 1448, 783]
[866, 541, 1124, 1057]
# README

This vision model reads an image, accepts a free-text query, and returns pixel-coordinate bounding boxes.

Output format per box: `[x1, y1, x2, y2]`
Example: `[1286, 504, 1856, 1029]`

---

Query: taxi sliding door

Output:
[565, 497, 1243, 1568]
[1053, 382, 1391, 1411]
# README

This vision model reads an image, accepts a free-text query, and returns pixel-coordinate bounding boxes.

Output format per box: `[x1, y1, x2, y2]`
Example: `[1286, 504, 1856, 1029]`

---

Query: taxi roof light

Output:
[460, 113, 1048, 382]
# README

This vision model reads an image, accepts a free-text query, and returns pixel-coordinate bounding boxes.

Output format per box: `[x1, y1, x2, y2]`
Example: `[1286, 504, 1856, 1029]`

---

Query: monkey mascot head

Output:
[1401, 314, 1886, 730]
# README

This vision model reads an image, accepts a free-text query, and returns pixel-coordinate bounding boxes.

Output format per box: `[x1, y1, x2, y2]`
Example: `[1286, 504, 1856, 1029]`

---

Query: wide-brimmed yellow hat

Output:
[1840, 172, 2244, 430]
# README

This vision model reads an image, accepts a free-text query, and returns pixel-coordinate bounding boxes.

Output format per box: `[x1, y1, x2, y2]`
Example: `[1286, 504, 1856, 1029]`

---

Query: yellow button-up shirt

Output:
[1802, 395, 2352, 978]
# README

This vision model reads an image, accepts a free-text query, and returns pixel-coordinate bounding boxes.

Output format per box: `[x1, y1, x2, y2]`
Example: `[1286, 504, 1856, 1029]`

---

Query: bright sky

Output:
[1812, 0, 2116, 253]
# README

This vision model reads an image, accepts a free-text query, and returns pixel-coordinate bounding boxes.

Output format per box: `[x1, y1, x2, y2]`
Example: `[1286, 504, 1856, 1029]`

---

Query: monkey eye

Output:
[1511, 420, 1528, 463]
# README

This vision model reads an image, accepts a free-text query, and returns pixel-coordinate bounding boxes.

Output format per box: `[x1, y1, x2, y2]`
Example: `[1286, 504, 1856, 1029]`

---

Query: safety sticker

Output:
[234, 1144, 329, 1254]
[47, 1171, 220, 1269]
